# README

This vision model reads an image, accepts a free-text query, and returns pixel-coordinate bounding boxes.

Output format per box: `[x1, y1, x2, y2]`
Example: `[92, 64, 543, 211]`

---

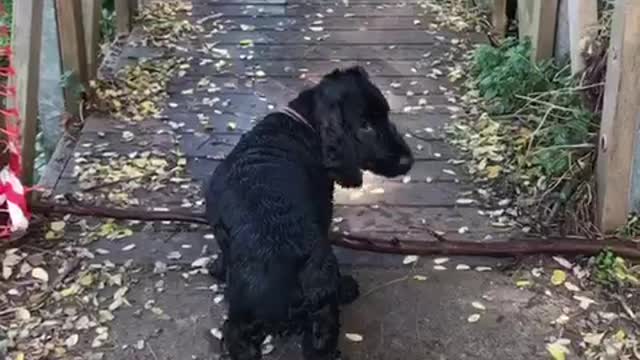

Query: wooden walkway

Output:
[49, 0, 508, 251]
[39, 1, 560, 359]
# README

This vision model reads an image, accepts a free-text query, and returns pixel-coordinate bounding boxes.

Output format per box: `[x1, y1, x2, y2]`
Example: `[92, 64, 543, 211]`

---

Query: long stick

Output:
[29, 201, 640, 258]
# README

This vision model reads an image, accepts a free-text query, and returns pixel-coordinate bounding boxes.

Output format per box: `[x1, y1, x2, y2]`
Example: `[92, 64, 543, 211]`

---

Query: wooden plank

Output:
[9, 0, 44, 186]
[517, 0, 559, 60]
[56, 0, 88, 117]
[567, 0, 598, 74]
[115, 0, 132, 34]
[491, 0, 508, 39]
[596, 0, 640, 232]
[196, 4, 421, 17]
[82, 0, 102, 80]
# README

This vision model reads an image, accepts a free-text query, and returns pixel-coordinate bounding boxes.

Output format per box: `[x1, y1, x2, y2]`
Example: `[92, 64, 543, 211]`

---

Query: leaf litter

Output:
[415, 3, 640, 359]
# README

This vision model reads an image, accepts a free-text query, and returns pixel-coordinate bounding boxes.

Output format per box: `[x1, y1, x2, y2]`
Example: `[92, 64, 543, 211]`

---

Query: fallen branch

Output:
[331, 233, 640, 258]
[29, 200, 640, 259]
[31, 201, 208, 225]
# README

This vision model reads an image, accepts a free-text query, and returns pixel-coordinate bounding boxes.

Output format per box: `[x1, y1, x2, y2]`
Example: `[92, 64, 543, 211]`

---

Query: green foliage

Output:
[471, 39, 553, 114]
[449, 37, 601, 234]
[466, 38, 597, 180]
[593, 250, 640, 287]
[101, 7, 116, 45]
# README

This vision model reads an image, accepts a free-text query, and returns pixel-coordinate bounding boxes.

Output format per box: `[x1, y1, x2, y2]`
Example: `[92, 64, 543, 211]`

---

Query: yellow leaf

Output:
[485, 165, 502, 179]
[516, 280, 531, 288]
[15, 352, 25, 360]
[546, 343, 569, 360]
[60, 284, 81, 297]
[79, 273, 94, 287]
[551, 270, 567, 286]
[50, 221, 66, 232]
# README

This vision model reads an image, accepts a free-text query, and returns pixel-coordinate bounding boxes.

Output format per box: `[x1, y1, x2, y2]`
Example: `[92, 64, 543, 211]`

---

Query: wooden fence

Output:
[491, 0, 640, 233]
[8, 0, 138, 187]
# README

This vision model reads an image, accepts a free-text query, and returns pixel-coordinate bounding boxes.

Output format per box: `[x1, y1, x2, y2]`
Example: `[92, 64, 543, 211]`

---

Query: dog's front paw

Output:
[338, 275, 359, 305]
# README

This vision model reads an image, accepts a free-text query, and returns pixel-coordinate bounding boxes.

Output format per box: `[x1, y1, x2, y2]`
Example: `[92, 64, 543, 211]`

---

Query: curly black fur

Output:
[205, 66, 413, 360]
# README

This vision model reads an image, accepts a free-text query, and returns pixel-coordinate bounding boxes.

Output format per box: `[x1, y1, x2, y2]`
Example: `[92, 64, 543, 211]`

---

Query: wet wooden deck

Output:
[46, 0, 510, 254]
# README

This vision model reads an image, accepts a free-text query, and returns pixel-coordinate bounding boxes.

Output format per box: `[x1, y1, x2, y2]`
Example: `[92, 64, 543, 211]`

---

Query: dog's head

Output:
[312, 66, 413, 187]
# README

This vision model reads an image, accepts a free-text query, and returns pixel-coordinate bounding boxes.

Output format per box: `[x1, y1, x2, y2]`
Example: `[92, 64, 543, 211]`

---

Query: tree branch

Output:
[29, 200, 640, 259]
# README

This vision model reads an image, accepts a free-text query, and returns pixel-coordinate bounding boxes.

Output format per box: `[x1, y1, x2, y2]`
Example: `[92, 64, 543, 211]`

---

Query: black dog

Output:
[205, 66, 413, 360]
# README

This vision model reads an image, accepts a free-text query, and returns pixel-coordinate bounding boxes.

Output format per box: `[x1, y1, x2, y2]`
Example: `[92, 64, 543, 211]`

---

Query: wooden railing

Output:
[8, 0, 139, 187]
[491, 0, 640, 232]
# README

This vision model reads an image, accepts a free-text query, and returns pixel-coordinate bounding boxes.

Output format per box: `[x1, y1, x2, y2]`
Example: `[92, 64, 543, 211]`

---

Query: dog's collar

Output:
[279, 106, 314, 131]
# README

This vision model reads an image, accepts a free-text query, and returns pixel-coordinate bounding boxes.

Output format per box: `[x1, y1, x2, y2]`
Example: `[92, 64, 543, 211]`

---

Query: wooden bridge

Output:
[2, 0, 640, 359]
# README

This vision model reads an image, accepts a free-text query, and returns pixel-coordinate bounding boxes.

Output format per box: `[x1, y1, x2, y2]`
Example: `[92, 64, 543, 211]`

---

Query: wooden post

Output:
[492, 0, 508, 40]
[82, 0, 102, 80]
[568, 0, 598, 75]
[55, 0, 88, 116]
[596, 0, 640, 232]
[115, 0, 132, 35]
[8, 1, 44, 186]
[517, 0, 559, 61]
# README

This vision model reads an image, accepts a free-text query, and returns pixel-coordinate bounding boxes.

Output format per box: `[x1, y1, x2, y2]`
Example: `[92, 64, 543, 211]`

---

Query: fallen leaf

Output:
[135, 340, 145, 350]
[546, 342, 570, 360]
[552, 256, 573, 269]
[32, 267, 49, 283]
[15, 307, 31, 322]
[413, 275, 427, 281]
[434, 257, 449, 265]
[573, 295, 597, 310]
[516, 280, 532, 288]
[471, 302, 486, 311]
[467, 314, 481, 323]
[583, 332, 605, 346]
[210, 328, 223, 340]
[50, 221, 66, 232]
[191, 257, 210, 268]
[262, 343, 275, 355]
[456, 264, 471, 271]
[563, 282, 580, 292]
[551, 270, 567, 286]
[98, 310, 114, 323]
[403, 255, 419, 265]
[485, 165, 502, 179]
[456, 198, 475, 205]
[122, 244, 136, 252]
[214, 294, 224, 304]
[433, 265, 447, 271]
[345, 333, 363, 342]
[65, 334, 79, 348]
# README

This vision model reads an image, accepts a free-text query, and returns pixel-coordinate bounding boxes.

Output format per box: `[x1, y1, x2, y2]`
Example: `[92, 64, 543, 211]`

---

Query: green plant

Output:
[451, 37, 600, 234]
[471, 39, 555, 114]
[593, 250, 640, 287]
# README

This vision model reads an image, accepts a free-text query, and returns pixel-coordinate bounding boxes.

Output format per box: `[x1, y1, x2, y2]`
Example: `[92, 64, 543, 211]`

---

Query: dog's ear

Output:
[313, 81, 362, 188]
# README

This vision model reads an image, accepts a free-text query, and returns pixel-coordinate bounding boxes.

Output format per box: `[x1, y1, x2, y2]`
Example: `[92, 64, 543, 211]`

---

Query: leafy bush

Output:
[471, 39, 554, 114]
[451, 37, 599, 233]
